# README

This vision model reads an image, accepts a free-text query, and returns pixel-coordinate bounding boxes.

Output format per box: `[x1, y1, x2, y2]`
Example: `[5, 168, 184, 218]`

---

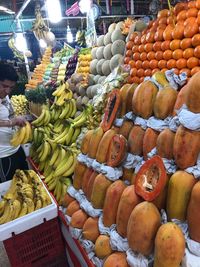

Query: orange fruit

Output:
[191, 66, 200, 75]
[174, 3, 188, 16]
[158, 17, 168, 25]
[194, 45, 200, 57]
[184, 21, 199, 38]
[167, 59, 177, 69]
[153, 41, 162, 52]
[158, 59, 167, 69]
[161, 68, 168, 73]
[154, 29, 164, 42]
[172, 25, 184, 40]
[131, 77, 140, 84]
[142, 60, 150, 69]
[129, 32, 138, 41]
[124, 57, 131, 64]
[177, 10, 187, 21]
[149, 59, 158, 70]
[146, 32, 155, 43]
[135, 60, 142, 69]
[170, 39, 181, 50]
[183, 48, 194, 59]
[176, 58, 187, 69]
[140, 52, 147, 61]
[173, 68, 180, 75]
[163, 24, 174, 41]
[138, 44, 145, 53]
[163, 50, 173, 60]
[129, 60, 136, 68]
[157, 9, 170, 19]
[184, 17, 197, 27]
[140, 77, 144, 83]
[161, 40, 171, 51]
[172, 49, 183, 60]
[134, 35, 142, 45]
[137, 69, 144, 78]
[155, 51, 163, 60]
[144, 43, 154, 53]
[126, 41, 134, 50]
[167, 16, 176, 25]
[158, 24, 167, 30]
[144, 69, 152, 76]
[125, 50, 132, 58]
[186, 8, 198, 18]
[180, 38, 192, 49]
[179, 68, 191, 77]
[152, 68, 160, 74]
[132, 45, 139, 53]
[147, 51, 155, 61]
[188, 1, 196, 8]
[196, 14, 200, 25]
[187, 57, 199, 68]
[192, 33, 200, 46]
[196, 0, 200, 9]
[141, 34, 147, 44]
[133, 52, 140, 61]
[130, 68, 137, 77]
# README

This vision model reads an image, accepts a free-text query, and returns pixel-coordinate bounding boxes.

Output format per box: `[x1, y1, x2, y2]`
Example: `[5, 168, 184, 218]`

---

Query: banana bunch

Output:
[68, 104, 93, 128]
[10, 121, 32, 147]
[0, 170, 51, 225]
[8, 35, 24, 61]
[11, 95, 28, 116]
[53, 177, 72, 205]
[32, 106, 51, 127]
[32, 5, 49, 42]
[53, 84, 73, 107]
[76, 30, 86, 47]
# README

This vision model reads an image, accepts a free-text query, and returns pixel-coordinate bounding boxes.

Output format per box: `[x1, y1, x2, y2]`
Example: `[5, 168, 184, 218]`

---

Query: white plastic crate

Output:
[0, 177, 58, 241]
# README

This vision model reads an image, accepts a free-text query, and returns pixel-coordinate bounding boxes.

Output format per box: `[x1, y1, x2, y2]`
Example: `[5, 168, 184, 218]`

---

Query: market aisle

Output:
[0, 242, 10, 267]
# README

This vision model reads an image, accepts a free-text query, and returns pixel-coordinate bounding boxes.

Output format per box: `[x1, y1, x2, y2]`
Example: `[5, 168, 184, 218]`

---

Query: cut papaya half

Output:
[135, 155, 167, 201]
[107, 134, 127, 167]
[101, 89, 121, 132]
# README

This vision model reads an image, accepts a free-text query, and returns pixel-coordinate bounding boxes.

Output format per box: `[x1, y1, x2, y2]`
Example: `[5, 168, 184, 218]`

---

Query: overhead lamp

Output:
[39, 39, 47, 48]
[79, 0, 92, 14]
[15, 32, 28, 52]
[46, 0, 62, 23]
[0, 5, 15, 14]
[66, 25, 73, 43]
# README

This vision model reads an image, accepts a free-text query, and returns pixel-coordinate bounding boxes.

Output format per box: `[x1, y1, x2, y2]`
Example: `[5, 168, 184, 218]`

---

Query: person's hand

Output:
[11, 116, 27, 127]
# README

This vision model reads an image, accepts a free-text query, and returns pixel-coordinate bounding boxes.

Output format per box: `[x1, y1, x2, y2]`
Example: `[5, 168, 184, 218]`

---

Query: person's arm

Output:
[0, 116, 26, 127]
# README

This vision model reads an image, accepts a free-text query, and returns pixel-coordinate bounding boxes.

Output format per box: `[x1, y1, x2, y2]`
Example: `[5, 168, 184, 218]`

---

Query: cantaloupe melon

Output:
[96, 46, 104, 60]
[97, 35, 105, 46]
[104, 32, 112, 46]
[102, 60, 111, 76]
[90, 59, 98, 75]
[108, 23, 116, 33]
[111, 29, 125, 43]
[98, 76, 106, 84]
[115, 21, 124, 31]
[111, 40, 126, 56]
[91, 47, 98, 59]
[96, 59, 106, 75]
[110, 54, 124, 71]
[103, 44, 112, 60]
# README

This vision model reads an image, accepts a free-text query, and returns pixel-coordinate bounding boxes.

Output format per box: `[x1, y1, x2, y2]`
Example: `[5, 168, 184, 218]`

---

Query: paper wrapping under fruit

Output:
[177, 105, 200, 131]
[185, 154, 200, 179]
[165, 69, 187, 90]
[90, 254, 104, 267]
[98, 214, 111, 235]
[122, 153, 143, 170]
[110, 225, 129, 252]
[182, 249, 200, 267]
[80, 239, 94, 254]
[126, 249, 151, 267]
[69, 225, 82, 239]
[77, 154, 123, 181]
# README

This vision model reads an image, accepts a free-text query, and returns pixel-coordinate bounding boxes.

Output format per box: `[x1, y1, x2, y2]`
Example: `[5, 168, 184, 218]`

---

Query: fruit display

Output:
[65, 52, 79, 79]
[11, 95, 28, 116]
[10, 121, 32, 146]
[0, 169, 51, 225]
[76, 48, 92, 76]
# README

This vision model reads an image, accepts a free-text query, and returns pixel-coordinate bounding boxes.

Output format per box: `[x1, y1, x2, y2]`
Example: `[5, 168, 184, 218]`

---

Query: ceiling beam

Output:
[15, 0, 32, 19]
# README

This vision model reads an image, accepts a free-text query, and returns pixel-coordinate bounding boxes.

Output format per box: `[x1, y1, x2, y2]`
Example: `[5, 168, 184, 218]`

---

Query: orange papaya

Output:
[157, 128, 175, 159]
[128, 125, 145, 155]
[87, 127, 104, 159]
[143, 128, 159, 160]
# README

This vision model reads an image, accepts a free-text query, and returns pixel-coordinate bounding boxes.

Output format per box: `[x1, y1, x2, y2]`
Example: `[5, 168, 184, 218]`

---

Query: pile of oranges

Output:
[125, 0, 200, 83]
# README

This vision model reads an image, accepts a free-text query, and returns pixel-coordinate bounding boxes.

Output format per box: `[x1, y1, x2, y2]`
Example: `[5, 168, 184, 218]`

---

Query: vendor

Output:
[0, 63, 28, 182]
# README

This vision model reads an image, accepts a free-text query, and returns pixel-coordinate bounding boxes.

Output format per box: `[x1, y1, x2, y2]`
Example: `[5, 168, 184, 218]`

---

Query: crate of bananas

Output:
[0, 169, 57, 241]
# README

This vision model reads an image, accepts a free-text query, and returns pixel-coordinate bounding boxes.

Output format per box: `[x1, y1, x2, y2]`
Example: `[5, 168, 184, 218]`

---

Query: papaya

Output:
[82, 217, 100, 243]
[73, 162, 87, 190]
[172, 84, 188, 116]
[70, 209, 88, 229]
[153, 223, 185, 267]
[103, 252, 129, 267]
[125, 83, 138, 113]
[128, 125, 145, 155]
[152, 176, 169, 211]
[118, 120, 134, 139]
[116, 185, 141, 237]
[122, 167, 134, 183]
[94, 235, 113, 259]
[173, 125, 200, 169]
[157, 129, 175, 159]
[81, 168, 94, 195]
[65, 200, 80, 217]
[119, 83, 131, 117]
[185, 71, 200, 113]
[154, 86, 178, 119]
[80, 129, 94, 154]
[62, 193, 75, 208]
[87, 127, 104, 159]
[90, 174, 112, 209]
[143, 128, 159, 160]
[85, 171, 99, 201]
[95, 129, 116, 163]
[166, 171, 196, 221]
[127, 201, 161, 256]
[187, 181, 200, 242]
[103, 180, 126, 227]
[132, 80, 158, 119]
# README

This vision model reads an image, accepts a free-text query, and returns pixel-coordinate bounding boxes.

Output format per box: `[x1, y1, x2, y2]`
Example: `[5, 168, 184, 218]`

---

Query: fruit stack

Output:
[0, 170, 51, 225]
[65, 52, 78, 79]
[11, 95, 28, 116]
[57, 64, 67, 82]
[76, 48, 92, 76]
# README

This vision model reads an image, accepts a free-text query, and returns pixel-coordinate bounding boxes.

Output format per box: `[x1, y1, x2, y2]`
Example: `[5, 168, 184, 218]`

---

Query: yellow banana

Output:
[39, 141, 51, 162]
[12, 199, 22, 219]
[35, 198, 43, 210]
[25, 197, 35, 213]
[62, 154, 77, 177]
[65, 126, 75, 146]
[49, 146, 60, 166]
[32, 107, 48, 127]
[10, 125, 27, 146]
[47, 176, 58, 191]
[54, 152, 74, 177]
[0, 202, 13, 224]
[71, 127, 81, 143]
[18, 201, 28, 218]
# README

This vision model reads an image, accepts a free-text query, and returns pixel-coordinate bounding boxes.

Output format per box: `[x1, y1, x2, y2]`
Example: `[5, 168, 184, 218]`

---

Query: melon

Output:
[110, 54, 124, 71]
[90, 59, 98, 75]
[98, 76, 106, 84]
[115, 21, 124, 31]
[108, 23, 116, 33]
[97, 35, 105, 47]
[93, 75, 101, 83]
[111, 29, 125, 43]
[96, 59, 106, 75]
[86, 86, 93, 99]
[102, 60, 111, 76]
[103, 44, 112, 60]
[91, 47, 98, 59]
[111, 40, 126, 56]
[104, 32, 112, 45]
[135, 20, 147, 32]
[96, 46, 104, 60]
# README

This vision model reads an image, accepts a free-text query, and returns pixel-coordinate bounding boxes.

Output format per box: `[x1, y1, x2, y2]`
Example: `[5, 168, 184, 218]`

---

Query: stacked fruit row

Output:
[125, 1, 200, 84]
[76, 48, 92, 76]
[0, 170, 51, 225]
[11, 95, 28, 116]
[61, 68, 200, 266]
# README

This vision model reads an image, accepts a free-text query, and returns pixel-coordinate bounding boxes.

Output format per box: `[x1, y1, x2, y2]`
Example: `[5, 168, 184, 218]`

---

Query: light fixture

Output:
[39, 39, 47, 48]
[79, 0, 92, 14]
[15, 32, 28, 52]
[66, 25, 73, 43]
[0, 6, 15, 14]
[46, 0, 62, 23]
